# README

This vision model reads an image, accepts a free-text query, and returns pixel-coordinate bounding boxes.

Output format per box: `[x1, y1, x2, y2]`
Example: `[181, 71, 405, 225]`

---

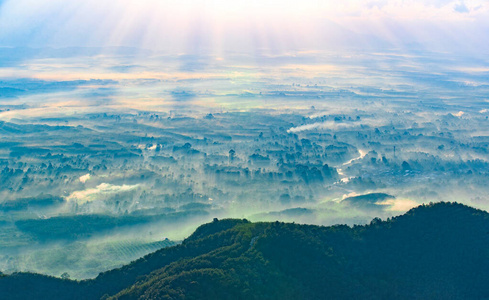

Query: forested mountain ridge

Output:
[1, 202, 489, 299]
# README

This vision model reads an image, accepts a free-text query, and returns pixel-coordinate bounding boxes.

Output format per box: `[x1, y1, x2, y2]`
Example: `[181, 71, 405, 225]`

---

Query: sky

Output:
[0, 0, 488, 55]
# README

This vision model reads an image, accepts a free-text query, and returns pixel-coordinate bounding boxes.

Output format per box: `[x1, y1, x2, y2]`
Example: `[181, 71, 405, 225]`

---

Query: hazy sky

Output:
[0, 0, 488, 54]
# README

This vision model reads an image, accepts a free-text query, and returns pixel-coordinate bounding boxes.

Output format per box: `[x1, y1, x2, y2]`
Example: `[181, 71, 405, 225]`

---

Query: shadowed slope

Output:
[1, 202, 489, 300]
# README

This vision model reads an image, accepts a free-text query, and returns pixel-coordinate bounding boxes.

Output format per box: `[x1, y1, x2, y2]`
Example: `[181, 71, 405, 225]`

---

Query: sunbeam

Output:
[0, 0, 488, 55]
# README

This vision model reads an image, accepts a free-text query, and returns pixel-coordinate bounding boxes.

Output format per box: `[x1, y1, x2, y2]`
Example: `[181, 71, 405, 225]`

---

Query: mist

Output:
[1, 0, 489, 55]
[0, 0, 488, 282]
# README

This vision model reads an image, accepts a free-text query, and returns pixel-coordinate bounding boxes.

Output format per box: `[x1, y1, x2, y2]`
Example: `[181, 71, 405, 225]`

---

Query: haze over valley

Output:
[0, 1, 489, 295]
[1, 46, 488, 279]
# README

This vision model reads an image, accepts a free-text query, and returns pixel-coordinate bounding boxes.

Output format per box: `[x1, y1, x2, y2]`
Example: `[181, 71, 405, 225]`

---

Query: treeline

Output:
[1, 202, 489, 299]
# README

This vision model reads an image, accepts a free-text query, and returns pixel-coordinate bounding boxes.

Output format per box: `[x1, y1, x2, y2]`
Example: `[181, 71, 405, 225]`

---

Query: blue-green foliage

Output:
[1, 202, 489, 300]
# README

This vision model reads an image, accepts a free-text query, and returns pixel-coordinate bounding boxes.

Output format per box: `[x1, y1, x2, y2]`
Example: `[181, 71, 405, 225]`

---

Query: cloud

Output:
[67, 183, 139, 204]
[454, 1, 470, 13]
[79, 174, 91, 183]
[376, 198, 419, 211]
[288, 120, 387, 133]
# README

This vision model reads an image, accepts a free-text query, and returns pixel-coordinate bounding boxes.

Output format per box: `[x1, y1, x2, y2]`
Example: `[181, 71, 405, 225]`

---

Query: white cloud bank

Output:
[79, 173, 91, 183]
[67, 183, 139, 204]
[288, 120, 388, 133]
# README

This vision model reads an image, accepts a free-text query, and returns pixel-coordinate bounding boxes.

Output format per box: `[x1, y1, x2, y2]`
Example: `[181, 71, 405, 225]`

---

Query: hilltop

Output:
[1, 202, 489, 299]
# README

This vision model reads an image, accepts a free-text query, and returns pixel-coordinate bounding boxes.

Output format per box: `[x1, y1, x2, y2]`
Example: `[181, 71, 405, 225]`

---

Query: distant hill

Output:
[341, 192, 395, 210]
[1, 202, 489, 299]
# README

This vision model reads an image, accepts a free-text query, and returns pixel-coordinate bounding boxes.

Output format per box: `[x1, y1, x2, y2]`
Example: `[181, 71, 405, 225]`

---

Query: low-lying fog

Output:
[0, 47, 488, 279]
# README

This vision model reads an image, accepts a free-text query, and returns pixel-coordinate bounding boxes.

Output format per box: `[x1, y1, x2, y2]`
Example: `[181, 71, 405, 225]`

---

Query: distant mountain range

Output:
[1, 202, 488, 299]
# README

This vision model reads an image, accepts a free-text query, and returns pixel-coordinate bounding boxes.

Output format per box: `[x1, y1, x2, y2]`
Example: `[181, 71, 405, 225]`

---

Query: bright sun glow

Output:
[0, 0, 488, 54]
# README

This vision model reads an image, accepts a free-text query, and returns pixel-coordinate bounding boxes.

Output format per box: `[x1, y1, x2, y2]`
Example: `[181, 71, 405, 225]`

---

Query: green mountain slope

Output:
[1, 202, 489, 300]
